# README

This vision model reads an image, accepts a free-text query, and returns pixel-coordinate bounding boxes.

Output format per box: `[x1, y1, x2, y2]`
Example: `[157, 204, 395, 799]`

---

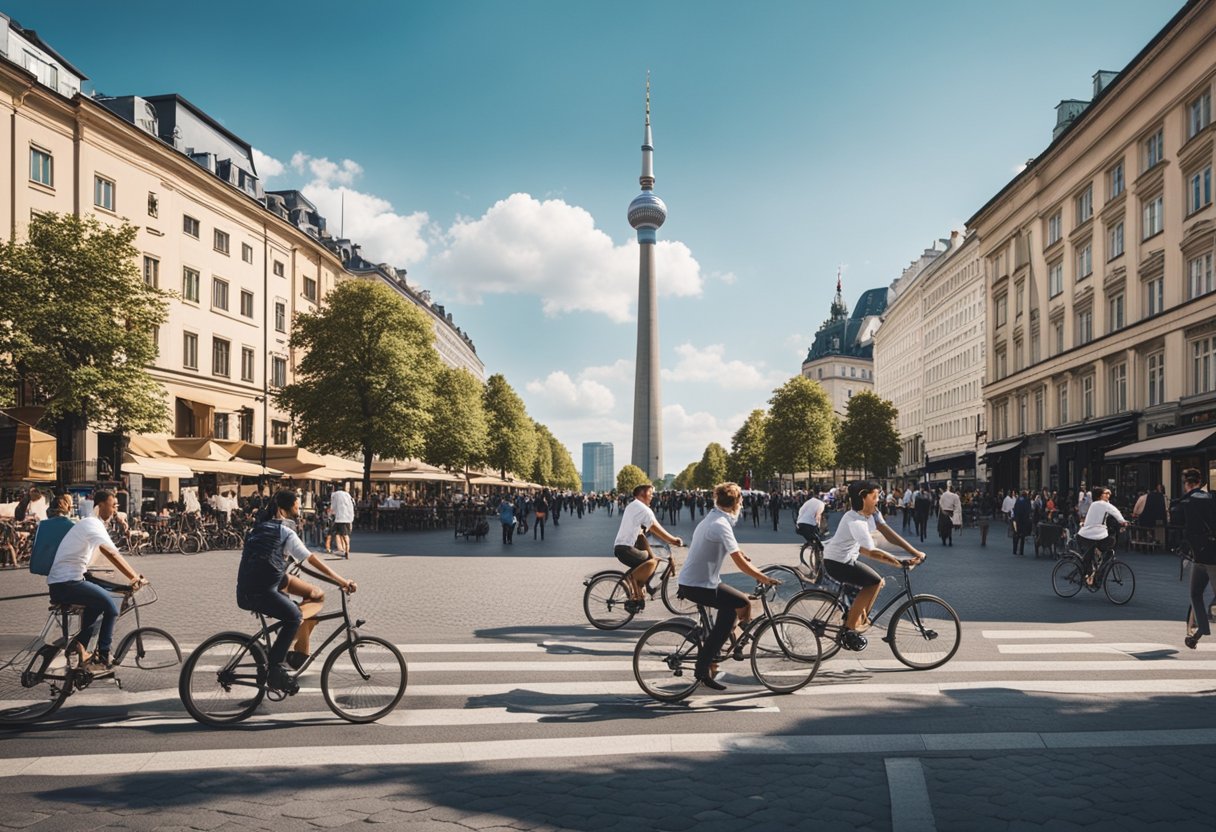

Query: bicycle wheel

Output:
[179, 632, 266, 726]
[1051, 557, 1085, 598]
[660, 572, 698, 616]
[760, 565, 806, 611]
[113, 627, 182, 693]
[750, 615, 821, 694]
[180, 534, 202, 555]
[321, 636, 407, 723]
[799, 543, 823, 582]
[1103, 561, 1136, 605]
[887, 595, 961, 670]
[583, 573, 635, 630]
[784, 589, 846, 661]
[633, 620, 701, 702]
[0, 640, 74, 725]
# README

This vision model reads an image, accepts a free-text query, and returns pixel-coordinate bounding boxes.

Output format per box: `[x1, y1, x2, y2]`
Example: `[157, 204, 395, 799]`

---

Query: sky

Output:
[8, 0, 1185, 479]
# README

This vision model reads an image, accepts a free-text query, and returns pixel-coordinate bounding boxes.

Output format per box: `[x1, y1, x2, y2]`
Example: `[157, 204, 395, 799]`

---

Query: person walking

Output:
[499, 497, 516, 545]
[912, 484, 932, 543]
[328, 483, 355, 559]
[769, 491, 782, 532]
[1174, 468, 1216, 649]
[938, 484, 963, 547]
[533, 492, 549, 540]
[1012, 490, 1033, 556]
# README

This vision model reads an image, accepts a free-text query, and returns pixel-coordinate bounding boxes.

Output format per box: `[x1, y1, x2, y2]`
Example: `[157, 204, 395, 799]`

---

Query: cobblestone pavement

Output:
[1, 507, 1213, 830]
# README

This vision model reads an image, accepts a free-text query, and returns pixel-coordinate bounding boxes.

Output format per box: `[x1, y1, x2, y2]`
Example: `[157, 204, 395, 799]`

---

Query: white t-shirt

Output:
[822, 510, 875, 565]
[46, 516, 114, 584]
[614, 499, 657, 547]
[677, 508, 739, 589]
[796, 497, 826, 527]
[330, 490, 355, 524]
[77, 497, 94, 519]
[1078, 500, 1126, 541]
[1001, 495, 1016, 516]
[27, 496, 48, 522]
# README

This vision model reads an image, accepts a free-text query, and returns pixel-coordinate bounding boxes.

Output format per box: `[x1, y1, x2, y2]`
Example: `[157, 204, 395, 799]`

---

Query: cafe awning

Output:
[924, 451, 976, 473]
[384, 469, 464, 483]
[979, 439, 1023, 462]
[121, 453, 194, 479]
[9, 425, 57, 481]
[1104, 426, 1216, 461]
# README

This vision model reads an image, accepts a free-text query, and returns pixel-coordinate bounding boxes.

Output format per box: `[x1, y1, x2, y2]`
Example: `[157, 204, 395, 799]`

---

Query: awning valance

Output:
[980, 439, 1023, 459]
[925, 451, 976, 473]
[1104, 427, 1216, 461]
[1053, 416, 1139, 446]
[121, 453, 194, 479]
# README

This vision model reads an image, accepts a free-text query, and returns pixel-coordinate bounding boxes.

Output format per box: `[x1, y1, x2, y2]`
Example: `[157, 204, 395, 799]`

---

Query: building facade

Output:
[971, 0, 1216, 498]
[581, 442, 614, 493]
[801, 278, 887, 416]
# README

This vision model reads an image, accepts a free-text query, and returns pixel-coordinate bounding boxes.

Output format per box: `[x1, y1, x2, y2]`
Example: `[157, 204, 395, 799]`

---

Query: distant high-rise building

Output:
[582, 442, 615, 493]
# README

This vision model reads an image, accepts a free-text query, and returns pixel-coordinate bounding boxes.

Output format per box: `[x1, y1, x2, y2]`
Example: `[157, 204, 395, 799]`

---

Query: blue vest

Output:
[30, 516, 76, 576]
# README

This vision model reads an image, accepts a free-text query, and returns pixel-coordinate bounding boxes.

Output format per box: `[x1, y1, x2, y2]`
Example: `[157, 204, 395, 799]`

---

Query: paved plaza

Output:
[1, 507, 1214, 831]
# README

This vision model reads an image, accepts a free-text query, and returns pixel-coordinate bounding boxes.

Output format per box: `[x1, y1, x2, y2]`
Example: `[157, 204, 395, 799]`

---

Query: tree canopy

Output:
[424, 367, 489, 482]
[616, 464, 650, 494]
[531, 420, 555, 485]
[837, 390, 901, 478]
[483, 374, 536, 480]
[695, 442, 729, 489]
[275, 279, 441, 495]
[765, 376, 836, 483]
[727, 409, 768, 484]
[673, 462, 699, 490]
[547, 433, 582, 491]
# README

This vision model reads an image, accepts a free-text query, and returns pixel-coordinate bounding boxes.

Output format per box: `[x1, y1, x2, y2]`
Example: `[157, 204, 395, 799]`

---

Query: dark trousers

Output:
[501, 521, 514, 544]
[902, 508, 912, 530]
[1079, 536, 1112, 574]
[678, 583, 751, 676]
[1190, 562, 1216, 637]
[914, 514, 928, 541]
[796, 524, 821, 548]
[237, 587, 302, 667]
[49, 579, 120, 655]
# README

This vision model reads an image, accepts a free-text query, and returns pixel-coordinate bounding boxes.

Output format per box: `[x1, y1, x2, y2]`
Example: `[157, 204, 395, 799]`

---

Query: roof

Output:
[140, 93, 253, 155]
[1, 14, 89, 81]
[851, 287, 889, 320]
[805, 318, 874, 363]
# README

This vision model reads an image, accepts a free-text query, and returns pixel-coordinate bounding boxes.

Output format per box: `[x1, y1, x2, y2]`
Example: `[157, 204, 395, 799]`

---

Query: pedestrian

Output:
[533, 491, 549, 540]
[977, 490, 994, 546]
[770, 491, 782, 531]
[1012, 490, 1033, 556]
[913, 484, 932, 543]
[750, 493, 761, 527]
[938, 484, 962, 547]
[329, 483, 355, 559]
[499, 496, 516, 545]
[1173, 468, 1216, 649]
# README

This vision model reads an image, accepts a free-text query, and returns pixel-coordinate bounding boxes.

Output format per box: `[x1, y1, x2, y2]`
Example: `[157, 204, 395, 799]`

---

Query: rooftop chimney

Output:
[1053, 99, 1090, 141]
[1092, 70, 1119, 98]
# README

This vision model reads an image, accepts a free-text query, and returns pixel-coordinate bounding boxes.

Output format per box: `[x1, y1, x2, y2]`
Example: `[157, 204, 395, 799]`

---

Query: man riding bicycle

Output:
[613, 483, 683, 612]
[795, 493, 826, 552]
[236, 490, 357, 693]
[1076, 486, 1127, 586]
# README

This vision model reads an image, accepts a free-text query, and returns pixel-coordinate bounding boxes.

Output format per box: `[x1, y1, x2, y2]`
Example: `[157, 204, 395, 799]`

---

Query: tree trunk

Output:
[362, 445, 373, 503]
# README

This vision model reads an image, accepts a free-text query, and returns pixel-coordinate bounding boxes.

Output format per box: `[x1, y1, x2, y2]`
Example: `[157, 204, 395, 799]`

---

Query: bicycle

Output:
[582, 537, 696, 629]
[632, 582, 822, 701]
[784, 559, 961, 669]
[1050, 531, 1135, 605]
[761, 535, 824, 609]
[0, 576, 182, 725]
[178, 565, 406, 726]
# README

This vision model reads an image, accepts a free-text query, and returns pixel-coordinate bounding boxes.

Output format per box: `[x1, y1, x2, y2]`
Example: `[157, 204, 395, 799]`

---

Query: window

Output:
[272, 356, 287, 388]
[1049, 261, 1064, 298]
[1058, 382, 1069, 425]
[1108, 162, 1124, 200]
[241, 346, 255, 382]
[182, 267, 200, 303]
[995, 348, 1007, 380]
[1108, 221, 1124, 260]
[183, 215, 200, 238]
[1145, 128, 1164, 169]
[29, 147, 52, 186]
[1076, 185, 1093, 224]
[1015, 281, 1025, 317]
[1109, 363, 1128, 414]
[237, 289, 254, 318]
[183, 332, 198, 370]
[1147, 352, 1165, 407]
[213, 413, 229, 440]
[1046, 211, 1063, 246]
[147, 192, 158, 218]
[1187, 165, 1212, 215]
[1189, 252, 1214, 298]
[274, 301, 286, 333]
[143, 256, 159, 288]
[1146, 275, 1165, 316]
[1189, 90, 1212, 140]
[1017, 395, 1027, 435]
[239, 410, 254, 443]
[271, 420, 289, 445]
[211, 277, 229, 311]
[1143, 194, 1163, 238]
[214, 229, 230, 255]
[1034, 389, 1044, 432]
[273, 260, 285, 277]
[93, 175, 115, 211]
[1030, 330, 1041, 364]
[1075, 308, 1093, 346]
[1053, 320, 1065, 356]
[303, 276, 317, 302]
[995, 294, 1008, 327]
[212, 337, 230, 377]
[1192, 336, 1216, 394]
[1076, 242, 1093, 279]
[1081, 375, 1094, 419]
[241, 243, 254, 264]
[1108, 292, 1124, 333]
[850, 367, 856, 378]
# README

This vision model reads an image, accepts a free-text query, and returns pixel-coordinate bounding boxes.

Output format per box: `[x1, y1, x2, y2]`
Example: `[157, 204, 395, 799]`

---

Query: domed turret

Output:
[628, 191, 667, 229]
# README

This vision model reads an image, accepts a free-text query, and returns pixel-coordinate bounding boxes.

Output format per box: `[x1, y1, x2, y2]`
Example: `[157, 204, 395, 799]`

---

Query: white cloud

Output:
[662, 404, 734, 472]
[525, 371, 615, 417]
[428, 193, 704, 323]
[785, 332, 810, 359]
[661, 343, 785, 389]
[252, 148, 285, 181]
[580, 358, 633, 386]
[1013, 162, 1029, 175]
[291, 152, 363, 186]
[712, 270, 737, 285]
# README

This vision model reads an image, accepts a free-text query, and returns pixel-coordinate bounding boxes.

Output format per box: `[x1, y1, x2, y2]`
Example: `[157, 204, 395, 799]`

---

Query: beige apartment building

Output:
[801, 281, 887, 416]
[971, 0, 1216, 498]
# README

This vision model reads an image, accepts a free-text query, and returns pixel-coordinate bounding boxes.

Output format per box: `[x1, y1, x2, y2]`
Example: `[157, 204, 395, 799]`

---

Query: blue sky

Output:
[9, 0, 1183, 476]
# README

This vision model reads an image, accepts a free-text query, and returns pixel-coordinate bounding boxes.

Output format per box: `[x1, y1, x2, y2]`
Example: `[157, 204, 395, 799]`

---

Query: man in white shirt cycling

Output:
[795, 493, 826, 548]
[822, 480, 924, 651]
[613, 483, 683, 612]
[1076, 486, 1127, 585]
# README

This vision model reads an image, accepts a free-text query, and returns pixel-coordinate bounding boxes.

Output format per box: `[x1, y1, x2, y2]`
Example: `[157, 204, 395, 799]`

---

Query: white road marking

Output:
[996, 643, 1176, 655]
[886, 758, 937, 832]
[981, 630, 1094, 639]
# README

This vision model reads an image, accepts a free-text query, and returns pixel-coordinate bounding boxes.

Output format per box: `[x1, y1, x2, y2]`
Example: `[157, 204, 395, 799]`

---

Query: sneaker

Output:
[841, 630, 869, 652]
[695, 671, 728, 691]
[85, 651, 114, 677]
[623, 599, 640, 614]
[1185, 633, 1202, 650]
[285, 650, 308, 671]
[267, 663, 299, 695]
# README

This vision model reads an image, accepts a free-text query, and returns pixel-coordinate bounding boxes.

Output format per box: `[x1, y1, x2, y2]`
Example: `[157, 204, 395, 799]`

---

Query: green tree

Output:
[695, 442, 729, 488]
[673, 461, 699, 490]
[765, 376, 836, 485]
[837, 391, 901, 478]
[727, 409, 767, 483]
[531, 420, 555, 485]
[547, 433, 582, 491]
[424, 367, 489, 485]
[483, 374, 536, 479]
[275, 279, 441, 496]
[616, 464, 650, 494]
[0, 213, 170, 466]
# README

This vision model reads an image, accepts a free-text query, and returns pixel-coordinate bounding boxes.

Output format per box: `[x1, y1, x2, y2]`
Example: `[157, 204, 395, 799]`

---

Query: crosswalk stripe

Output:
[996, 643, 1176, 655]
[981, 630, 1094, 639]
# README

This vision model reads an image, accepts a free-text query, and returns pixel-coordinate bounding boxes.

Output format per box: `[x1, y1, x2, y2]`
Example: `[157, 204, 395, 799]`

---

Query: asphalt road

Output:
[1, 506, 1212, 831]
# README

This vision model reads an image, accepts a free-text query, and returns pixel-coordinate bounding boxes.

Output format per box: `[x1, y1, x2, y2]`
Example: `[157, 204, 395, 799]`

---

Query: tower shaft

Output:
[631, 242, 662, 479]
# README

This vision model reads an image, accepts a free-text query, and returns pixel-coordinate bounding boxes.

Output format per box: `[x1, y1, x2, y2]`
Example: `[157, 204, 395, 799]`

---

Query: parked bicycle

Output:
[179, 564, 406, 726]
[633, 581, 822, 701]
[784, 558, 961, 668]
[1051, 530, 1135, 605]
[0, 575, 181, 725]
[583, 537, 695, 629]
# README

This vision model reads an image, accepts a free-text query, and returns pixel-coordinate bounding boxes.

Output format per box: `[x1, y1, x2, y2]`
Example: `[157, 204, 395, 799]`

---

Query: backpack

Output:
[914, 493, 932, 513]
[237, 520, 289, 590]
[29, 516, 75, 576]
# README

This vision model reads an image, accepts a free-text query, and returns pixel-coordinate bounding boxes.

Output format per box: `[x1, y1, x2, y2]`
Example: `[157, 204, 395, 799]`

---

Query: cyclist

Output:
[1076, 486, 1127, 586]
[613, 483, 683, 612]
[677, 482, 779, 690]
[795, 492, 826, 547]
[822, 480, 923, 651]
[236, 489, 357, 693]
[43, 490, 145, 675]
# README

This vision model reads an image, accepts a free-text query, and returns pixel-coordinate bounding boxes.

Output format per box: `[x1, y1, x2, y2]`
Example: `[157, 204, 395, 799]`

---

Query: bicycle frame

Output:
[830, 565, 916, 627]
[695, 583, 786, 661]
[250, 589, 363, 681]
